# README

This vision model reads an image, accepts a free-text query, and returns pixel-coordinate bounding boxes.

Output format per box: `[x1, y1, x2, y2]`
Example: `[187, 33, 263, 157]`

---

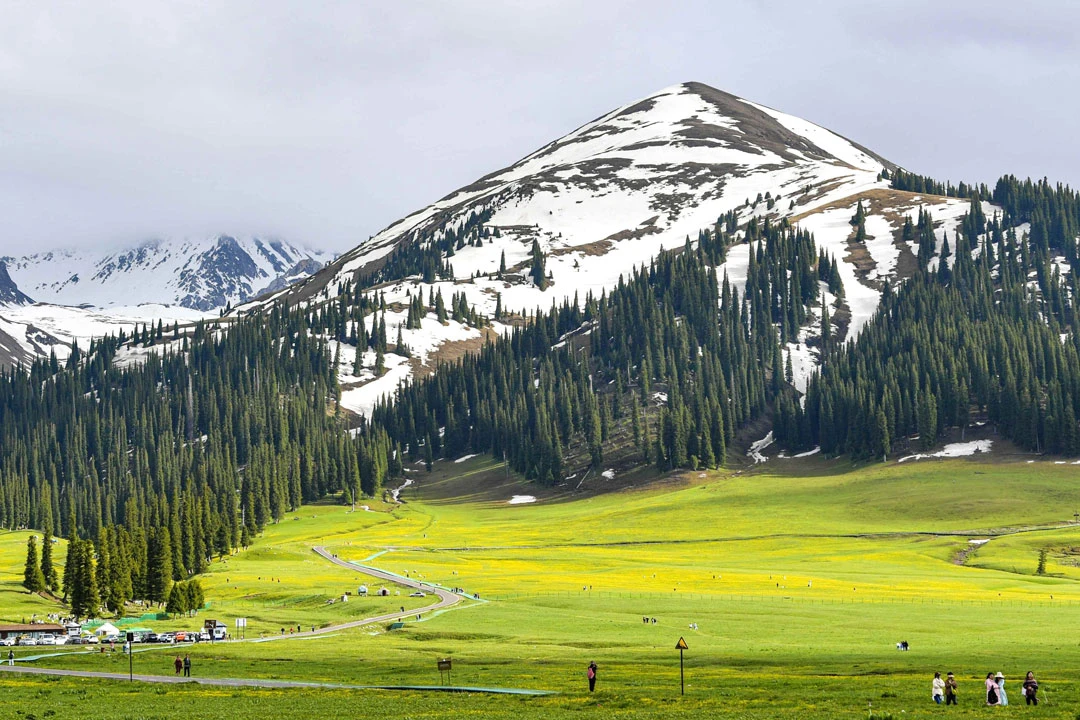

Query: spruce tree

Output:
[23, 536, 45, 593]
[40, 521, 58, 592]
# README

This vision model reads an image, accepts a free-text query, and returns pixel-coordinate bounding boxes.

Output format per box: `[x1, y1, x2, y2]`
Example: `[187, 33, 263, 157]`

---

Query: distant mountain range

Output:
[1, 235, 332, 311]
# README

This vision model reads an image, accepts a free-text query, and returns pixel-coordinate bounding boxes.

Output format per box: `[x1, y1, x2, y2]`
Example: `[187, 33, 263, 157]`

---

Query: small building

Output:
[203, 619, 227, 640]
[64, 622, 82, 637]
[0, 623, 66, 641]
[93, 622, 120, 637]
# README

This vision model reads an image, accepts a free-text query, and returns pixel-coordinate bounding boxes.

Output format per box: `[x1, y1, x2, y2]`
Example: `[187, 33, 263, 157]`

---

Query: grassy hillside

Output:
[4, 455, 1080, 718]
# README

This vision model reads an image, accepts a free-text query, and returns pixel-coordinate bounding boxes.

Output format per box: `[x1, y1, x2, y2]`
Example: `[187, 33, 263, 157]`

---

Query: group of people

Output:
[173, 654, 192, 677]
[932, 671, 1040, 706]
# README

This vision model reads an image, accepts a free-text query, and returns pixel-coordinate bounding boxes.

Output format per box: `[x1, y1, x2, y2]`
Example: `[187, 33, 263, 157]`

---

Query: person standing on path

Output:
[945, 672, 958, 705]
[932, 672, 945, 704]
[1022, 671, 1038, 705]
[587, 661, 598, 692]
[174, 655, 182, 675]
[183, 655, 191, 678]
[7, 649, 13, 666]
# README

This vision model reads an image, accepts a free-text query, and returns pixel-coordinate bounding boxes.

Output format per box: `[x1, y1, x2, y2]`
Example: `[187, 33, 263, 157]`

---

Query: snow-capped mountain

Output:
[275, 82, 895, 310]
[250, 81, 994, 417]
[3, 235, 333, 311]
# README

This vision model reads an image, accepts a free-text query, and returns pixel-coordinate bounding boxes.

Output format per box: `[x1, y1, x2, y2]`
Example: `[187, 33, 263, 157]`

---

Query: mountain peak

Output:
[274, 80, 891, 308]
[0, 261, 33, 306]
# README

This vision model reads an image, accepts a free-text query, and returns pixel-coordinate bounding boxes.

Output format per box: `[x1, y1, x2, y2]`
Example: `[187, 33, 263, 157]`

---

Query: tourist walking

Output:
[174, 655, 182, 675]
[985, 673, 999, 705]
[932, 672, 945, 704]
[7, 649, 13, 666]
[183, 654, 191, 677]
[995, 672, 1008, 706]
[1022, 672, 1038, 706]
[945, 672, 958, 705]
[587, 661, 597, 692]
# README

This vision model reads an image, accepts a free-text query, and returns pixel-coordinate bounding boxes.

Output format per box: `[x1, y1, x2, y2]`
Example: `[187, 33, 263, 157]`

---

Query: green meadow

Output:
[4, 455, 1080, 718]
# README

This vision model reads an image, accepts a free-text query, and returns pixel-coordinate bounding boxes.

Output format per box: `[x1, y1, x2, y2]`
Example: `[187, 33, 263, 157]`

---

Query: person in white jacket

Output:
[932, 672, 946, 704]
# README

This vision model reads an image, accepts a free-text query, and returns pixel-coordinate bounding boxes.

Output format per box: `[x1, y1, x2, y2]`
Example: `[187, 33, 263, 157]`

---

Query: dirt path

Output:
[0, 664, 552, 695]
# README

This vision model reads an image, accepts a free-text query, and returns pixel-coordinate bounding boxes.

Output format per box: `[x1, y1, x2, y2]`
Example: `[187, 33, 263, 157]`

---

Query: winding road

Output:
[242, 546, 466, 642]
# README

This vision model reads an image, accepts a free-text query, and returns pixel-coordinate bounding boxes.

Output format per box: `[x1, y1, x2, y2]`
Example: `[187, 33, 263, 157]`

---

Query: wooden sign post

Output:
[438, 657, 453, 685]
[675, 637, 688, 695]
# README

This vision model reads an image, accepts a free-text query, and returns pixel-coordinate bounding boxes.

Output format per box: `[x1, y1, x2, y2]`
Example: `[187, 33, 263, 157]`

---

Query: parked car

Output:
[409, 591, 425, 597]
[51, 635, 69, 646]
[17, 637, 37, 646]
[37, 634, 57, 645]
[143, 632, 159, 644]
[158, 632, 175, 643]
[83, 635, 99, 644]
[173, 631, 188, 642]
[66, 636, 84, 645]
[0, 637, 15, 646]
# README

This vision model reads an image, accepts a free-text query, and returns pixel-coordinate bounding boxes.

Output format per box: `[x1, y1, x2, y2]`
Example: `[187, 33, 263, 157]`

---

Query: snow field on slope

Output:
[861, 214, 899, 281]
[3, 303, 209, 361]
[740, 99, 882, 173]
[897, 440, 993, 463]
[0, 314, 39, 359]
[331, 290, 499, 417]
[795, 206, 882, 340]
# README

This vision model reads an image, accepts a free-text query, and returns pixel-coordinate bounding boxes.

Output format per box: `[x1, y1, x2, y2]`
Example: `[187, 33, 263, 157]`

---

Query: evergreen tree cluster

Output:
[166, 578, 205, 617]
[0, 304, 402, 616]
[778, 192, 1080, 458]
[361, 217, 823, 481]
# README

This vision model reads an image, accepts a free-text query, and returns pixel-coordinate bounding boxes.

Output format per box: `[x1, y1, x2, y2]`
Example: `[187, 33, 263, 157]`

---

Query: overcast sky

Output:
[1, 1, 1077, 255]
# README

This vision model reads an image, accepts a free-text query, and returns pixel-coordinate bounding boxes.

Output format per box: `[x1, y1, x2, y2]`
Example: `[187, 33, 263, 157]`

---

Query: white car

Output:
[52, 635, 69, 645]
[0, 637, 15, 647]
[17, 637, 37, 646]
[409, 591, 425, 597]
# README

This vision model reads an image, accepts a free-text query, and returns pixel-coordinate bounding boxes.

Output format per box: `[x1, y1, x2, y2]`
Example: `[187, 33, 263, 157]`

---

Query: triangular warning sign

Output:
[675, 637, 688, 650]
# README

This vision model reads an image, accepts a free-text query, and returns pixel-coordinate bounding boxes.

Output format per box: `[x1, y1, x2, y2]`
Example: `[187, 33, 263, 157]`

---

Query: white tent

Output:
[94, 622, 119, 636]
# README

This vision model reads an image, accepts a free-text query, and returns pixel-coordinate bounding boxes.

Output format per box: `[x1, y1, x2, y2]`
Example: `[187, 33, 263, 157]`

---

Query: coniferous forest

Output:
[5, 170, 1080, 616]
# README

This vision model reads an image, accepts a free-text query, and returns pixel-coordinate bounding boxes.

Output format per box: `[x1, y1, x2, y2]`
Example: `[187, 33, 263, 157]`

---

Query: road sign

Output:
[676, 637, 688, 695]
[438, 657, 452, 685]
